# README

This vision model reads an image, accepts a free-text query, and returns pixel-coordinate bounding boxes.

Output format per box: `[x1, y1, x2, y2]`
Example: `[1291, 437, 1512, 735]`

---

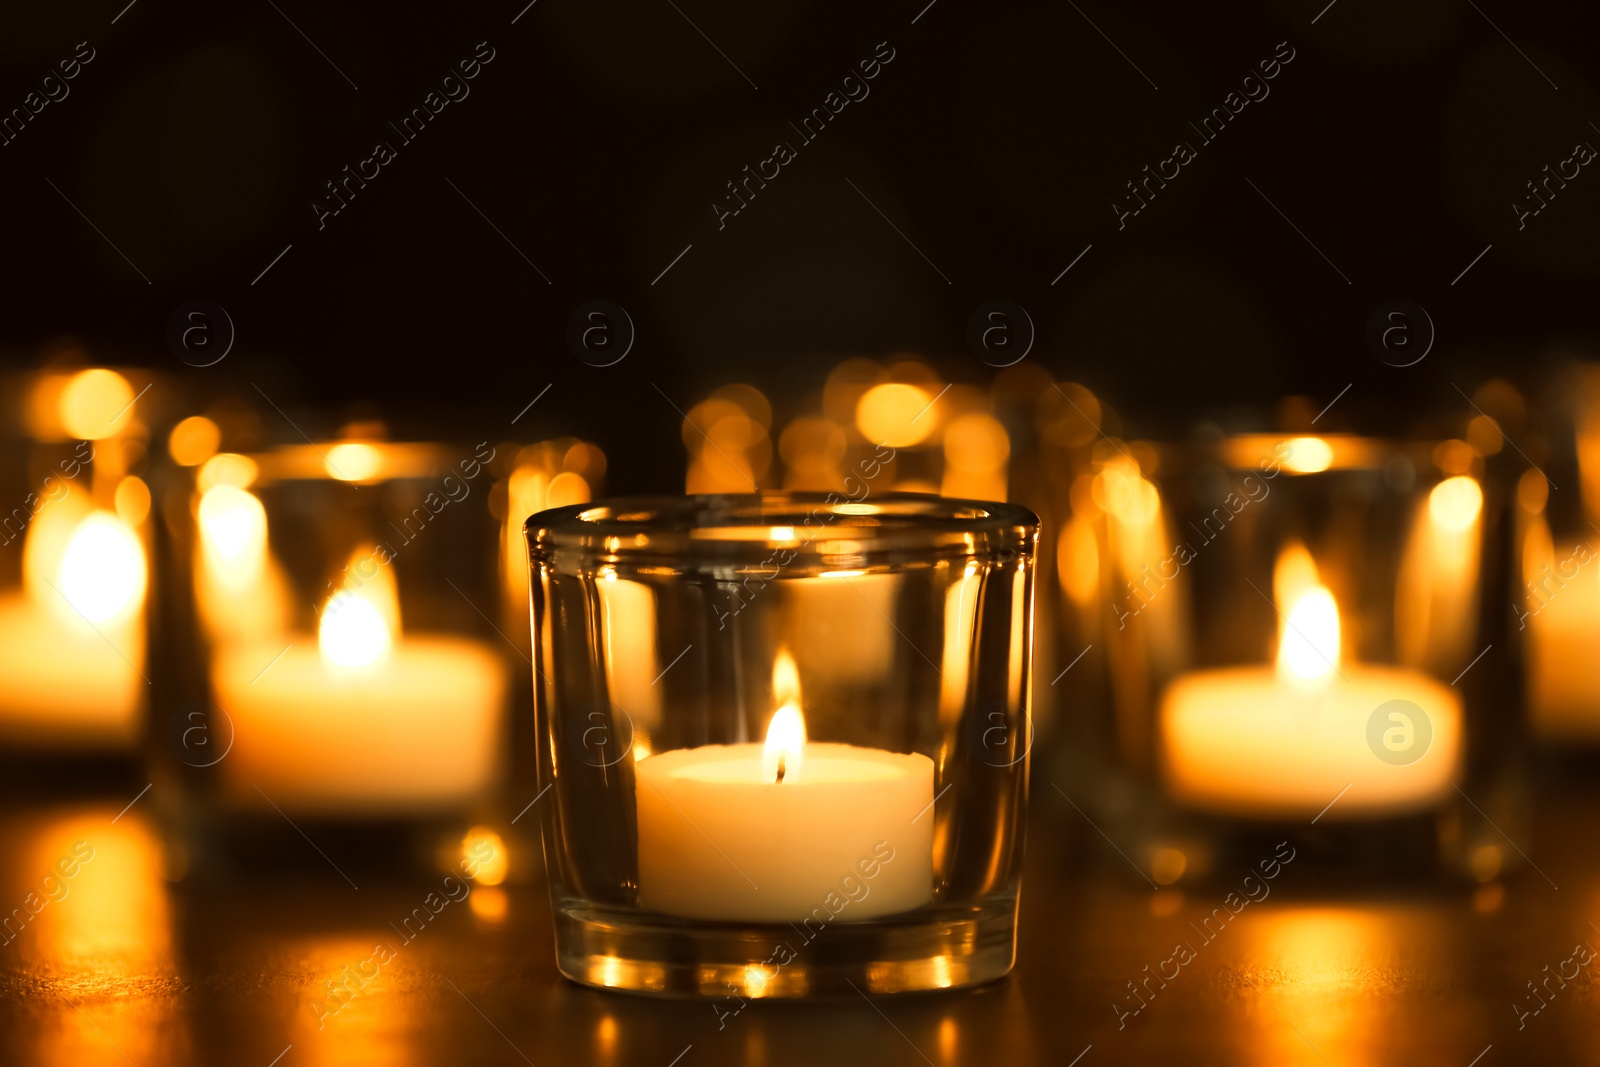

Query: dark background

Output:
[1, 0, 1596, 490]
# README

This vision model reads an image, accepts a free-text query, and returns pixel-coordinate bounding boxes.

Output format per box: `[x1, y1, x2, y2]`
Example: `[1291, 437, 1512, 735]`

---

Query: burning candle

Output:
[1522, 430, 1600, 739]
[0, 505, 146, 748]
[1521, 509, 1600, 739]
[1159, 544, 1464, 819]
[211, 550, 506, 815]
[634, 650, 934, 922]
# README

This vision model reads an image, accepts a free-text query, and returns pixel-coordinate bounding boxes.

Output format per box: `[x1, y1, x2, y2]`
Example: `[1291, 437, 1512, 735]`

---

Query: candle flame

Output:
[763, 704, 806, 784]
[56, 512, 147, 623]
[59, 368, 135, 441]
[319, 548, 400, 668]
[1278, 588, 1340, 683]
[1274, 543, 1339, 684]
[198, 485, 267, 589]
[1281, 436, 1334, 474]
[1272, 541, 1321, 608]
[1273, 543, 1337, 684]
[763, 648, 805, 783]
[772, 646, 800, 708]
[325, 441, 384, 482]
[1428, 475, 1483, 533]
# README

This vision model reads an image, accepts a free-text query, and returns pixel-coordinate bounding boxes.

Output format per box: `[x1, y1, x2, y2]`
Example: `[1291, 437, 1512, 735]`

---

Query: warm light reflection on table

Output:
[0, 799, 1594, 1065]
[1229, 908, 1417, 1067]
[5, 810, 179, 1067]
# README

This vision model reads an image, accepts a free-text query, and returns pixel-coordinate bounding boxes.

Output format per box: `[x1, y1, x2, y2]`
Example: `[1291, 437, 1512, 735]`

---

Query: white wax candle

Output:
[635, 741, 934, 922]
[0, 593, 143, 748]
[1525, 562, 1600, 739]
[0, 508, 147, 749]
[1160, 665, 1463, 819]
[212, 637, 506, 815]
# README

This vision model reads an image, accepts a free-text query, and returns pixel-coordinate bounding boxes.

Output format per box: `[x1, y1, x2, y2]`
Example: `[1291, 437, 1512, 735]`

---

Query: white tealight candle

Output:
[0, 510, 146, 749]
[211, 556, 505, 816]
[1523, 532, 1600, 739]
[634, 651, 934, 922]
[1160, 545, 1463, 820]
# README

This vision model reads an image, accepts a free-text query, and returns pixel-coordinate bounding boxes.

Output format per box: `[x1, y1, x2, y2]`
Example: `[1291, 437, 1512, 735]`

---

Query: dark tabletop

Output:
[1, 784, 1596, 1067]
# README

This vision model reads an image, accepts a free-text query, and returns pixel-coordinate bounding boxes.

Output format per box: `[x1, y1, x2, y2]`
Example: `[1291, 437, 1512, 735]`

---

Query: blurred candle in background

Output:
[0, 504, 147, 747]
[1520, 463, 1600, 740]
[1520, 371, 1600, 739]
[213, 549, 506, 814]
[683, 386, 772, 493]
[1099, 455, 1187, 770]
[1396, 461, 1485, 675]
[0, 367, 149, 750]
[500, 440, 597, 649]
[1160, 544, 1463, 818]
[596, 566, 661, 739]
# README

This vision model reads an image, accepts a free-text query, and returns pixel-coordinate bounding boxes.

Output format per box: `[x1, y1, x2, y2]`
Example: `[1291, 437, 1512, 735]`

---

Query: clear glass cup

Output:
[156, 433, 517, 881]
[1090, 431, 1521, 886]
[1517, 363, 1600, 749]
[526, 493, 1039, 996]
[0, 363, 161, 802]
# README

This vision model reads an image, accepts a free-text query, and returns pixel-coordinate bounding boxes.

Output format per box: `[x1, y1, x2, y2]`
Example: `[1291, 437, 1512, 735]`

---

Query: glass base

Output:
[1126, 796, 1523, 888]
[552, 898, 1017, 997]
[160, 807, 484, 884]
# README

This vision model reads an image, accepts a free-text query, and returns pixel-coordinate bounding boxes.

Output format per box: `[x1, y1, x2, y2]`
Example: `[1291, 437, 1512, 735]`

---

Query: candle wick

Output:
[776, 753, 786, 784]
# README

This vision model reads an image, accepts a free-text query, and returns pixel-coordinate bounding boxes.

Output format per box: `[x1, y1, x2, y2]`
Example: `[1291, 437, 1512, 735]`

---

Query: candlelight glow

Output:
[856, 382, 935, 447]
[772, 646, 800, 707]
[469, 886, 509, 922]
[548, 470, 591, 507]
[1058, 516, 1100, 608]
[941, 412, 1010, 501]
[463, 826, 508, 886]
[741, 963, 772, 997]
[762, 705, 806, 783]
[1097, 462, 1160, 527]
[1273, 542, 1338, 682]
[25, 812, 171, 988]
[1428, 475, 1483, 532]
[198, 485, 268, 588]
[197, 452, 259, 492]
[1278, 586, 1340, 684]
[1280, 436, 1335, 473]
[58, 368, 135, 440]
[318, 552, 399, 668]
[23, 493, 86, 603]
[325, 441, 383, 482]
[1272, 541, 1321, 608]
[169, 414, 222, 466]
[763, 649, 806, 783]
[58, 512, 147, 624]
[114, 475, 151, 526]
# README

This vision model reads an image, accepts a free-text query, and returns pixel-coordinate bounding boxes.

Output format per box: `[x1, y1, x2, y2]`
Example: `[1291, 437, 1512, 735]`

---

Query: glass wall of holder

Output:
[1518, 362, 1600, 749]
[157, 430, 519, 879]
[0, 365, 159, 797]
[526, 494, 1039, 996]
[1090, 431, 1519, 886]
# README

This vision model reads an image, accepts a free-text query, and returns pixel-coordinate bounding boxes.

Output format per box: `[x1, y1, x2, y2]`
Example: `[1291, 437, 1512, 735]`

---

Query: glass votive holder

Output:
[0, 363, 161, 798]
[1094, 431, 1519, 885]
[1516, 362, 1600, 748]
[526, 493, 1039, 996]
[158, 431, 516, 879]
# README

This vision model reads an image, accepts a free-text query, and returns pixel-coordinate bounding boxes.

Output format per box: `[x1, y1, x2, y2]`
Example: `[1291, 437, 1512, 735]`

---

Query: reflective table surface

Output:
[1, 783, 1596, 1067]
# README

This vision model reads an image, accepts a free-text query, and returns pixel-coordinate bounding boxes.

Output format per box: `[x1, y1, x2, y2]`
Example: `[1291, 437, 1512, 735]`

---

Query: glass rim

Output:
[1132, 432, 1482, 478]
[525, 492, 1039, 568]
